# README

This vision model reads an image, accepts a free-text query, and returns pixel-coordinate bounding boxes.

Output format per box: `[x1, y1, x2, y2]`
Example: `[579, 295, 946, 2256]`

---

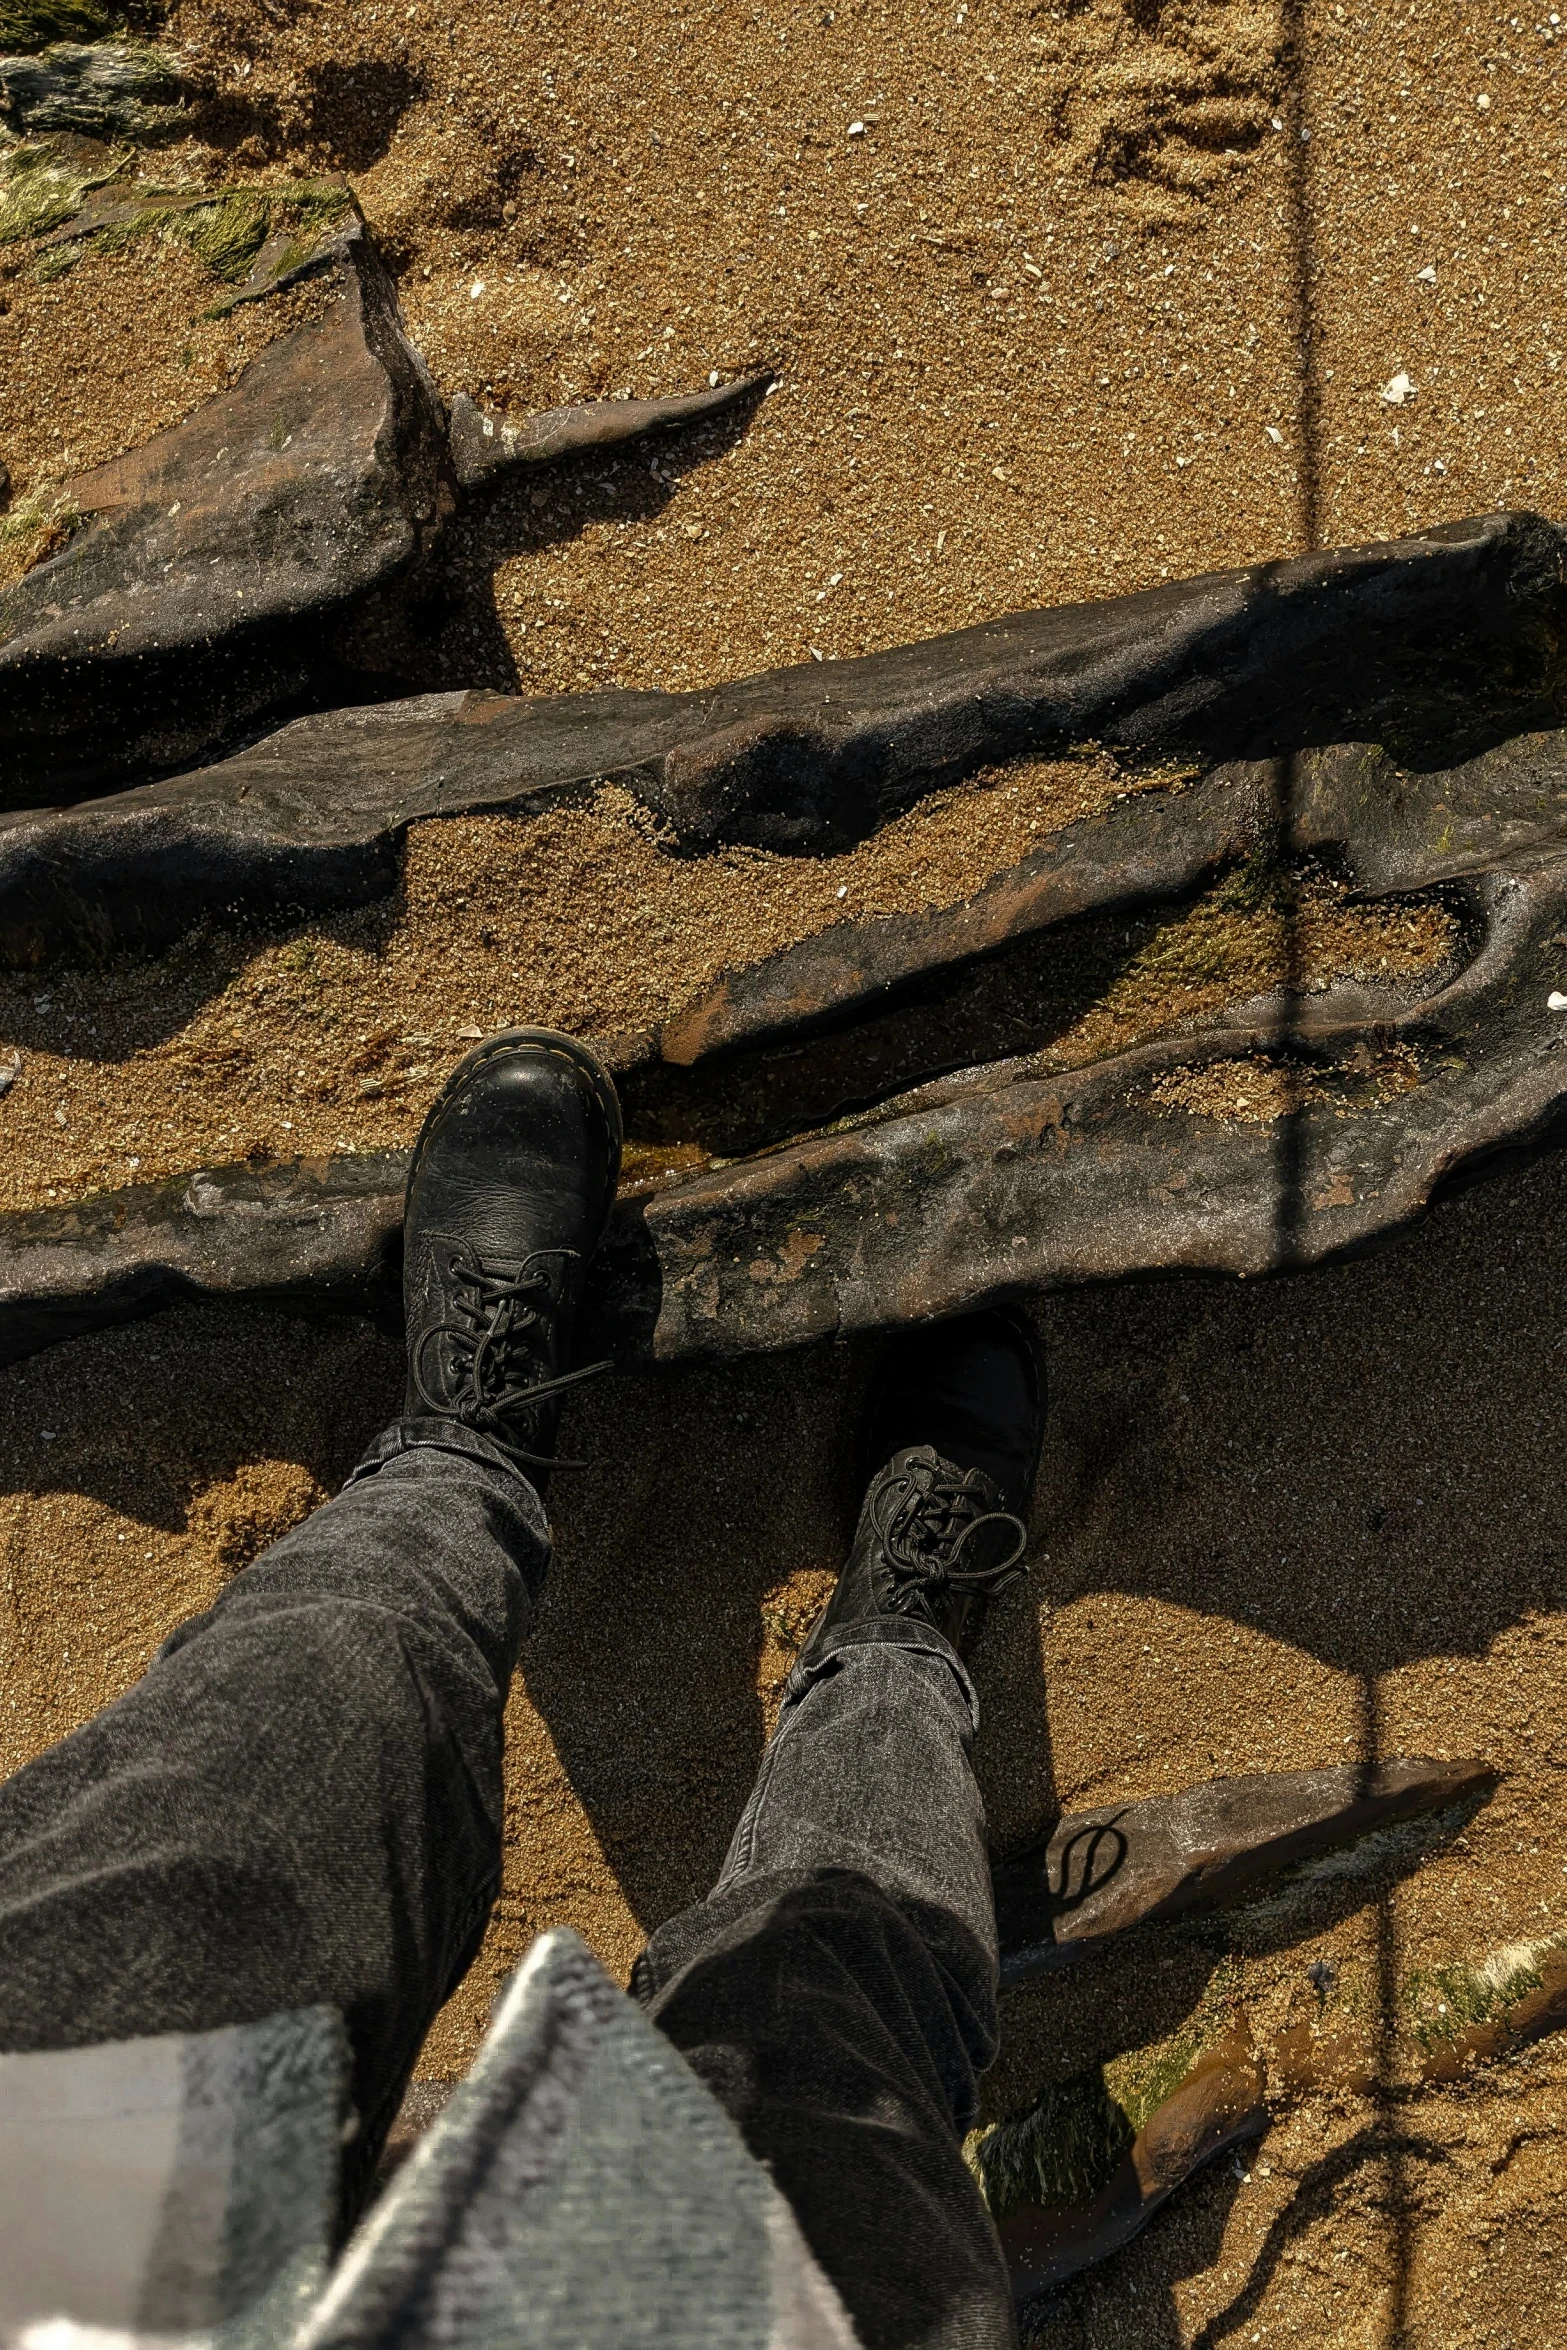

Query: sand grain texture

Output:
[2, 0, 1566, 2337]
[6, 1158, 1567, 2344]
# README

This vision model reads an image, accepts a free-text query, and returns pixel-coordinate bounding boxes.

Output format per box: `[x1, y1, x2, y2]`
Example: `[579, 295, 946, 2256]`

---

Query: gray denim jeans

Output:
[0, 1421, 1016, 2350]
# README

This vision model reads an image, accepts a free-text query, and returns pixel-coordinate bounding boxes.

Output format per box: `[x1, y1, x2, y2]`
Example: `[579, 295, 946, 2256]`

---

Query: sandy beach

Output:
[4, 0, 1567, 2335]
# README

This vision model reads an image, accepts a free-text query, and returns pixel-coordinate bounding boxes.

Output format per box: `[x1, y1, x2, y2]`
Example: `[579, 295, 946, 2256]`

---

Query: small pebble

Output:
[1379, 371, 1416, 405]
[0, 1054, 18, 1099]
[1547, 990, 1567, 1011]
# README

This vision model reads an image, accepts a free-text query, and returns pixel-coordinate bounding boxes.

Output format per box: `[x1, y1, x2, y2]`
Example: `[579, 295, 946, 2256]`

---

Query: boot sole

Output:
[405, 1026, 625, 1237]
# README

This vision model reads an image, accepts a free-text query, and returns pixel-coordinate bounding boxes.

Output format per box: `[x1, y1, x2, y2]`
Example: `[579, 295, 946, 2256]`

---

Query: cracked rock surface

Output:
[2, 508, 1566, 1370]
[1, 506, 1559, 961]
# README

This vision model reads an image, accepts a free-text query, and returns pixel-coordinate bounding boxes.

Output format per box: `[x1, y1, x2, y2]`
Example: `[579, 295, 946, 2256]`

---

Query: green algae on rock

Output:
[0, 39, 182, 142]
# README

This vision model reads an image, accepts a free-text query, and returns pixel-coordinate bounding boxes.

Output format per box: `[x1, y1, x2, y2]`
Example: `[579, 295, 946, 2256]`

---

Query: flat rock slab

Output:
[651, 719, 1567, 1072]
[0, 219, 451, 807]
[2, 508, 1560, 961]
[0, 813, 1564, 1368]
[991, 1757, 1495, 1986]
[985, 1751, 1493, 2296]
[0, 1155, 411, 1367]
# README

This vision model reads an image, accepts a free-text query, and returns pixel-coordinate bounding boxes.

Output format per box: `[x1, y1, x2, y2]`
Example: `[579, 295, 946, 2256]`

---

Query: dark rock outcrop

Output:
[0, 160, 773, 812]
[959, 1751, 1496, 2299]
[2, 508, 1561, 964]
[6, 663, 1567, 1366]
[0, 216, 452, 808]
[3, 515, 1567, 1370]
[988, 1754, 1493, 2298]
[0, 1153, 409, 1366]
[619, 866, 1567, 1360]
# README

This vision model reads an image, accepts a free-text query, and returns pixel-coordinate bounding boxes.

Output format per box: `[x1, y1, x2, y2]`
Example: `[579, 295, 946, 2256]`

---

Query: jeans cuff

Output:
[346, 1419, 547, 1519]
[781, 1616, 980, 1738]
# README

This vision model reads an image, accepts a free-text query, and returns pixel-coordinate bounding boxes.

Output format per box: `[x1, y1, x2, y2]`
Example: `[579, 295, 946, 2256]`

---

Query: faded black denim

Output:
[0, 1420, 1015, 2347]
[636, 1620, 1017, 2350]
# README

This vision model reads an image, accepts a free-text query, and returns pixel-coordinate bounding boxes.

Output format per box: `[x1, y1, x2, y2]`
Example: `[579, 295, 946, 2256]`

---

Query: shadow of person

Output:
[1022, 2153, 1250, 2350]
[1185, 2119, 1454, 2349]
[11, 1129, 1564, 2338]
[524, 1328, 879, 1933]
[972, 1563, 1061, 1862]
[959, 1145, 1567, 2333]
[0, 1303, 402, 1540]
[0, 841, 414, 1063]
[530, 1309, 1065, 1942]
[0, 1302, 405, 1778]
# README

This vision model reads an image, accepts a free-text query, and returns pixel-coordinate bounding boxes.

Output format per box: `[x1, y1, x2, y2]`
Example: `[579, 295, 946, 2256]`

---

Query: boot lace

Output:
[871, 1458, 1029, 1614]
[411, 1243, 611, 1469]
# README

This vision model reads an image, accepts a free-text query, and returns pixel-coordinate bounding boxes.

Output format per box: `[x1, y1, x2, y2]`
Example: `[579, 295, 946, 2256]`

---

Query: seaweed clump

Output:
[967, 1962, 1244, 2224]
[0, 38, 182, 142]
[0, 147, 354, 312]
[0, 134, 112, 242]
[0, 0, 121, 53]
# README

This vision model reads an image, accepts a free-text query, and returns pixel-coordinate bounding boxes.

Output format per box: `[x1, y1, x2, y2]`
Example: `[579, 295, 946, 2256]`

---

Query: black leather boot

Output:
[797, 1308, 1045, 1668]
[402, 1027, 623, 1484]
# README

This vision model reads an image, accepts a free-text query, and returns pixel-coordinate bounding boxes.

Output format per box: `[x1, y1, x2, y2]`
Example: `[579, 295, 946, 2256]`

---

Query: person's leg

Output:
[0, 1027, 624, 2213]
[636, 1634, 1012, 2350]
[0, 1421, 545, 2205]
[636, 1313, 1044, 2350]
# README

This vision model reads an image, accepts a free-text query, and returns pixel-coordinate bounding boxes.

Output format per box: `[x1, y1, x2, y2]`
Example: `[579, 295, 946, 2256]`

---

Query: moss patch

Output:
[968, 1959, 1244, 2224]
[1149, 1043, 1424, 1127]
[968, 2075, 1137, 2221]
[0, 484, 81, 583]
[1405, 1932, 1567, 2057]
[0, 39, 183, 144]
[26, 175, 353, 303]
[0, 138, 121, 245]
[1038, 856, 1459, 1081]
